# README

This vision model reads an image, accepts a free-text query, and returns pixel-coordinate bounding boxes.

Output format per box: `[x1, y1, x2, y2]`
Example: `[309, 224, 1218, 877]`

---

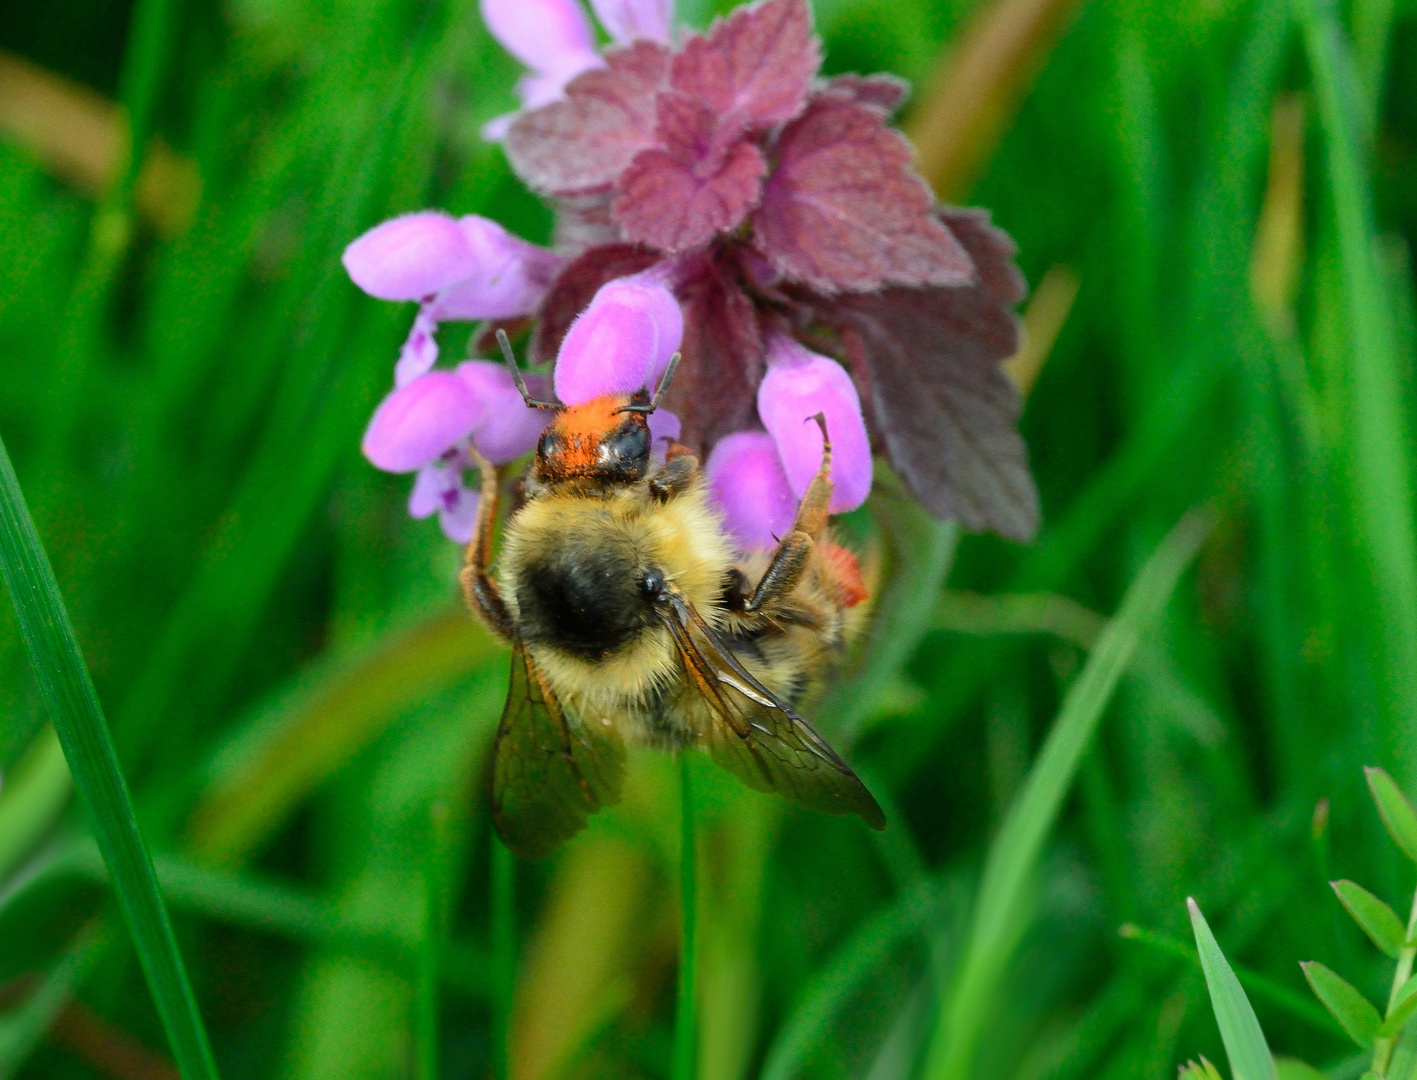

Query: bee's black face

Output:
[514, 540, 665, 660]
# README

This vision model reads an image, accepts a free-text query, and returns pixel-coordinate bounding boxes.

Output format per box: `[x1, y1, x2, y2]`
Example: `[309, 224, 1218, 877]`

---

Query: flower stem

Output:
[492, 836, 515, 1080]
[1373, 884, 1417, 1075]
[672, 753, 699, 1080]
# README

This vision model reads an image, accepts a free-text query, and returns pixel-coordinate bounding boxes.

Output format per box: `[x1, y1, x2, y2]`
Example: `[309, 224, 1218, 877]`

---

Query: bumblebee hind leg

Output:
[735, 414, 834, 615]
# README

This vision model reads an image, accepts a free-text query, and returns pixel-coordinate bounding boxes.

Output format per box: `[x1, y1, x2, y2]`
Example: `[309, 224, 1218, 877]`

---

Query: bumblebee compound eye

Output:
[596, 418, 651, 477]
[641, 568, 666, 602]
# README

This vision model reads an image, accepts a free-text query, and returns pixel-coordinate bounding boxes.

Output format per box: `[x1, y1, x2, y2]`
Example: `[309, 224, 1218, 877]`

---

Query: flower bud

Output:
[555, 271, 683, 405]
[705, 431, 797, 550]
[757, 335, 872, 513]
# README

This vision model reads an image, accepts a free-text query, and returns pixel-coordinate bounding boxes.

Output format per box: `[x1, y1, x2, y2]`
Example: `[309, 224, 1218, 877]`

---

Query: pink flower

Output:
[705, 432, 796, 550]
[589, 0, 673, 44]
[757, 334, 872, 514]
[554, 270, 683, 405]
[342, 212, 562, 386]
[480, 0, 606, 139]
[362, 364, 553, 543]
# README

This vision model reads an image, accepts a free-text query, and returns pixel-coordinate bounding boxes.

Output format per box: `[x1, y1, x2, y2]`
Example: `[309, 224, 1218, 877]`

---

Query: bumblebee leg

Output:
[738, 415, 835, 614]
[648, 454, 698, 502]
[460, 449, 517, 642]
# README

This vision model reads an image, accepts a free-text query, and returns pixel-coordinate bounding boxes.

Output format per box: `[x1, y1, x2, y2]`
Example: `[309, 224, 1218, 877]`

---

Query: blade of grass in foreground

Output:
[0, 433, 220, 1080]
[923, 508, 1214, 1080]
[1189, 898, 1277, 1080]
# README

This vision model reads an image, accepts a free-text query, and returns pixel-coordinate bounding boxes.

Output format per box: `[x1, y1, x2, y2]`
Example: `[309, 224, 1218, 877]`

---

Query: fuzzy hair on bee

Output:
[461, 334, 884, 859]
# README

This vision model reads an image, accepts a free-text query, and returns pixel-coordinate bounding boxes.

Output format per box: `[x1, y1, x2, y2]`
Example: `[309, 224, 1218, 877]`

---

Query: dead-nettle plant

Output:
[341, 0, 1039, 551]
[1185, 767, 1417, 1080]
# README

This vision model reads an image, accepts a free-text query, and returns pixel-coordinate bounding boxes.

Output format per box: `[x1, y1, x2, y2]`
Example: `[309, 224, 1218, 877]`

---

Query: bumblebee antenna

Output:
[617, 351, 681, 415]
[496, 329, 561, 410]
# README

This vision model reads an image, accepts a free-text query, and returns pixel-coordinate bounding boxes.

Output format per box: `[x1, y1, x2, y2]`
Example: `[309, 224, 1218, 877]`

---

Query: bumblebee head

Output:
[494, 329, 681, 489]
[533, 393, 653, 485]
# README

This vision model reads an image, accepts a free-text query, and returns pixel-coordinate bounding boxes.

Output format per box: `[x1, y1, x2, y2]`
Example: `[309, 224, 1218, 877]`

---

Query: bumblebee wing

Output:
[662, 594, 885, 830]
[492, 643, 625, 859]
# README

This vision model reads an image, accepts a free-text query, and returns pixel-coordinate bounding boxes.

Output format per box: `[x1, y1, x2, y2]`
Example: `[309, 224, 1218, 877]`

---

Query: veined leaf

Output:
[1190, 898, 1277, 1080]
[1366, 768, 1417, 864]
[1301, 961, 1382, 1048]
[1380, 975, 1417, 1038]
[1332, 880, 1407, 957]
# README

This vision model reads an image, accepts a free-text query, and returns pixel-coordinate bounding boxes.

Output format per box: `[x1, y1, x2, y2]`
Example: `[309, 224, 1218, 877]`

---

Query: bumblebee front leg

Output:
[648, 449, 697, 502]
[460, 449, 517, 642]
[736, 415, 834, 615]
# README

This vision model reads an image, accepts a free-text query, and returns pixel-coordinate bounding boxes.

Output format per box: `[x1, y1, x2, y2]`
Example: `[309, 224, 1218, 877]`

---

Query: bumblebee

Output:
[461, 332, 885, 859]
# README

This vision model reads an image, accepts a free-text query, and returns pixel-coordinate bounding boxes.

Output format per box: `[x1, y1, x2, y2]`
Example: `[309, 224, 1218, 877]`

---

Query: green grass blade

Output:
[1295, 0, 1417, 778]
[1118, 924, 1343, 1036]
[0, 434, 220, 1080]
[491, 837, 515, 1080]
[760, 879, 942, 1080]
[0, 726, 71, 882]
[923, 508, 1213, 1080]
[1189, 898, 1278, 1080]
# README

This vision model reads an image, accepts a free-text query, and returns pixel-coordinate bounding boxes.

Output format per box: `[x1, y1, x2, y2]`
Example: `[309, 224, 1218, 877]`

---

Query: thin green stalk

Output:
[673, 753, 699, 1080]
[1372, 886, 1417, 1074]
[923, 509, 1214, 1080]
[491, 836, 515, 1080]
[0, 434, 220, 1080]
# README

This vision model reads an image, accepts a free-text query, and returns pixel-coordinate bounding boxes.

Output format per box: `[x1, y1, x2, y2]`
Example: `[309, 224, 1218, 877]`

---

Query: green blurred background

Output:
[2, 0, 1416, 1076]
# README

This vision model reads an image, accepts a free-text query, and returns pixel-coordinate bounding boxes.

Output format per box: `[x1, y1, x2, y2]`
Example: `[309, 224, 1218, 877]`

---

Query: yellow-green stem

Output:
[1373, 885, 1417, 1075]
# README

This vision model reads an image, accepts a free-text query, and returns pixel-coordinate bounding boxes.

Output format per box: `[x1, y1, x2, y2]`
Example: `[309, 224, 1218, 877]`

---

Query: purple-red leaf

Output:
[809, 273, 1038, 538]
[670, 0, 818, 130]
[820, 73, 910, 115]
[754, 96, 974, 293]
[553, 193, 623, 256]
[505, 41, 670, 195]
[615, 92, 767, 252]
[938, 206, 1027, 305]
[664, 254, 763, 451]
[530, 243, 663, 363]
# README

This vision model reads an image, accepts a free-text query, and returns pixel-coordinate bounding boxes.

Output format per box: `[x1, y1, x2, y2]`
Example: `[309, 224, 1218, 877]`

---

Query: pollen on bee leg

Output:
[819, 541, 868, 608]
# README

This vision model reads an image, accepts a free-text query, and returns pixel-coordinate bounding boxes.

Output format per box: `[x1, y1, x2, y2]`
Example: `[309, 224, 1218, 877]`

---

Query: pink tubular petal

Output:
[394, 309, 440, 387]
[705, 431, 796, 550]
[554, 271, 683, 404]
[342, 212, 477, 301]
[427, 218, 563, 322]
[455, 362, 555, 464]
[590, 0, 672, 43]
[481, 0, 600, 75]
[439, 487, 480, 544]
[409, 460, 453, 518]
[362, 372, 485, 473]
[757, 335, 872, 513]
